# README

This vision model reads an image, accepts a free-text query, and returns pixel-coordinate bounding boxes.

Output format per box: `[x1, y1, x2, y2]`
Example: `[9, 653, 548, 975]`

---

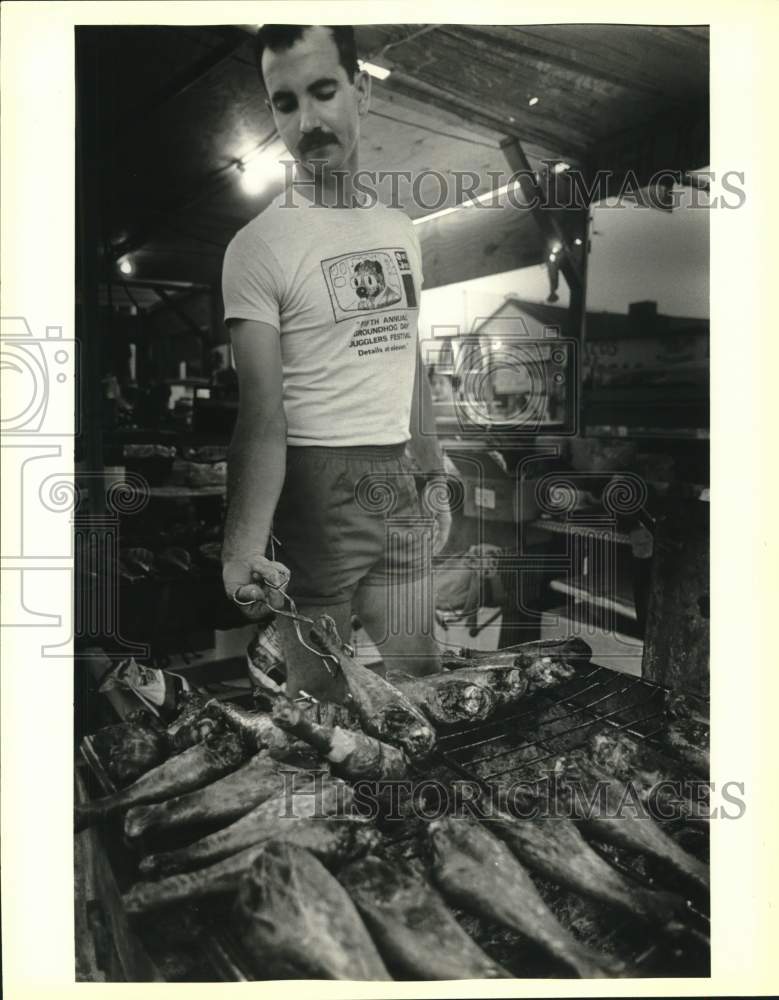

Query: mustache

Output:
[299, 130, 339, 156]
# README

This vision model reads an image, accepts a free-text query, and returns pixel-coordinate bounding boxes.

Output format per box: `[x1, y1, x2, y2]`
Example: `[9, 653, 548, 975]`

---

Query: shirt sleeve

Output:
[222, 230, 285, 328]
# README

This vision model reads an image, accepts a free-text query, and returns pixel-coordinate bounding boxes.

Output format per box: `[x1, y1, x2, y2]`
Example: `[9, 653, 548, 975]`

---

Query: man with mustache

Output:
[221, 25, 450, 700]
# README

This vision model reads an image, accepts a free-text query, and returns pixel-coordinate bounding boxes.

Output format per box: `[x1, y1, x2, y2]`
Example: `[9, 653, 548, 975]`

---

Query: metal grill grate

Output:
[80, 660, 709, 979]
[434, 662, 689, 785]
[425, 662, 711, 950]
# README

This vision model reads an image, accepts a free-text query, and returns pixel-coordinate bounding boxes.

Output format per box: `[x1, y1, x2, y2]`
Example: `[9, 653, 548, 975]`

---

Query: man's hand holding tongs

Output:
[223, 554, 291, 620]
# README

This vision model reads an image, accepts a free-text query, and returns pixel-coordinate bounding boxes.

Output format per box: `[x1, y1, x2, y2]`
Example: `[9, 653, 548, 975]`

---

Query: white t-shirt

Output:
[222, 189, 424, 447]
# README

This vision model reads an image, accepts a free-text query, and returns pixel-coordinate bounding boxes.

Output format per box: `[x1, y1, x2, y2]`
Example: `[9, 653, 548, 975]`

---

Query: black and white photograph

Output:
[1, 3, 777, 994]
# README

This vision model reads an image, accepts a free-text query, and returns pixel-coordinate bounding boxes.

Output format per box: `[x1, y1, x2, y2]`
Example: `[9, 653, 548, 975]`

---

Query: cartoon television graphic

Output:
[321, 249, 415, 322]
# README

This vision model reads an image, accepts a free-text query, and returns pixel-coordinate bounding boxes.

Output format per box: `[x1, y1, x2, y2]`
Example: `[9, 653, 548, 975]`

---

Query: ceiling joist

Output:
[80, 24, 708, 298]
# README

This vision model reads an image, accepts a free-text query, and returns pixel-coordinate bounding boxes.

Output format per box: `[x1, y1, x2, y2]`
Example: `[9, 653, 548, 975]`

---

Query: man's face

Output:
[263, 27, 370, 175]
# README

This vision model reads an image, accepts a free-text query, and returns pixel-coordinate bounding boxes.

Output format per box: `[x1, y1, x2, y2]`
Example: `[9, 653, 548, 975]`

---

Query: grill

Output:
[372, 660, 710, 978]
[435, 663, 676, 785]
[79, 659, 710, 980]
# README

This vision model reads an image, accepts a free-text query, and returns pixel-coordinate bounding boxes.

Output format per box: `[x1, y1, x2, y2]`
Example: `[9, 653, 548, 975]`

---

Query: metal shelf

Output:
[585, 424, 709, 441]
[534, 519, 632, 546]
[549, 578, 638, 622]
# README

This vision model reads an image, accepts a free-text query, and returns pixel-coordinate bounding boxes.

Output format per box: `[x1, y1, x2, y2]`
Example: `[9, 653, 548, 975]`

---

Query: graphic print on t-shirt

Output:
[321, 248, 418, 323]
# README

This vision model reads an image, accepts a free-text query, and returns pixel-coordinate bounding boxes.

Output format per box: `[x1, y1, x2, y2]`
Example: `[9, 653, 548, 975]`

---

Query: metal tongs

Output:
[263, 579, 340, 676]
[233, 577, 339, 676]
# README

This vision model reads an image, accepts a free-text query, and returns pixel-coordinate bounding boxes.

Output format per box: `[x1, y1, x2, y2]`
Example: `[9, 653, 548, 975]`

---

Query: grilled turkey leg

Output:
[662, 718, 709, 778]
[74, 729, 247, 831]
[89, 713, 168, 786]
[272, 696, 409, 781]
[450, 637, 592, 667]
[310, 615, 436, 760]
[443, 637, 591, 693]
[587, 728, 709, 822]
[124, 819, 381, 914]
[429, 815, 616, 978]
[138, 777, 352, 877]
[484, 794, 688, 926]
[234, 842, 391, 980]
[339, 856, 510, 979]
[555, 755, 709, 892]
[124, 751, 302, 840]
[395, 673, 498, 725]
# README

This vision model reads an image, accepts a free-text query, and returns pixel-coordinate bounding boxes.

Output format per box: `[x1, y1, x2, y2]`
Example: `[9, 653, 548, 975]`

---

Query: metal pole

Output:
[76, 29, 106, 516]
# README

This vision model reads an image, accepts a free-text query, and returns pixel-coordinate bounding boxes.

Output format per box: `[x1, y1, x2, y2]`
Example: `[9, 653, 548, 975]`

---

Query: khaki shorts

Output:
[272, 444, 433, 605]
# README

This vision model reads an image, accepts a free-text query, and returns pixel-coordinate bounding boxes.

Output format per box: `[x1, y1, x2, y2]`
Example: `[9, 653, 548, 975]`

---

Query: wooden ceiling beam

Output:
[115, 278, 211, 292]
[628, 24, 709, 51]
[378, 73, 585, 162]
[123, 28, 249, 126]
[417, 208, 544, 290]
[516, 25, 707, 87]
[381, 72, 519, 135]
[366, 24, 440, 62]
[435, 26, 672, 99]
[587, 106, 709, 196]
[381, 46, 598, 152]
[501, 136, 585, 294]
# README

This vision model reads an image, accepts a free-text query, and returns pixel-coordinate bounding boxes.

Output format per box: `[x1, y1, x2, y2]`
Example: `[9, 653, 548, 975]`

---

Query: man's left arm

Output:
[408, 344, 452, 554]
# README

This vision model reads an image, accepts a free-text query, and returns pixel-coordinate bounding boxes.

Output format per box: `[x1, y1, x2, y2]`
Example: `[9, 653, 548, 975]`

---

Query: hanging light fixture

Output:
[358, 59, 391, 80]
[237, 149, 282, 196]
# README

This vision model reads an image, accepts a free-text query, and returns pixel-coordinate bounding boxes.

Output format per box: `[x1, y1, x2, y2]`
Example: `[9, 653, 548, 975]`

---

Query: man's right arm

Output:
[221, 318, 289, 615]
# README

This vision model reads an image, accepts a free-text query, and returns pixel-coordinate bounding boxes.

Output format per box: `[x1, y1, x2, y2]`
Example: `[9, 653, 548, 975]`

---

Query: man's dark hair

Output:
[255, 25, 358, 89]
